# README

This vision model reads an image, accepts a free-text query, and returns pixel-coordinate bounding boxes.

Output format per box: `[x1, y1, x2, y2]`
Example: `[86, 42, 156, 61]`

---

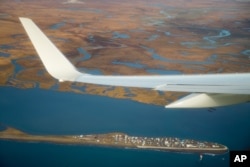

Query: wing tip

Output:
[19, 17, 30, 21]
[19, 16, 86, 81]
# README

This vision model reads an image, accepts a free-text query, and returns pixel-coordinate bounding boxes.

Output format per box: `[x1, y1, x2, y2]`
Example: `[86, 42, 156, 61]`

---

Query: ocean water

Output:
[0, 86, 250, 167]
[0, 140, 228, 167]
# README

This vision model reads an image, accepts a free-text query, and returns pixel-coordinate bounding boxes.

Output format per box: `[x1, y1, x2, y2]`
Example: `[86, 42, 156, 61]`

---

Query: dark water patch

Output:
[160, 10, 173, 19]
[157, 30, 182, 37]
[146, 19, 165, 26]
[157, 90, 164, 96]
[234, 21, 242, 25]
[180, 42, 198, 48]
[203, 29, 231, 44]
[86, 35, 125, 48]
[78, 67, 103, 75]
[151, 52, 170, 62]
[102, 86, 116, 94]
[146, 69, 182, 75]
[141, 46, 214, 65]
[63, 18, 74, 23]
[112, 32, 130, 39]
[106, 14, 113, 18]
[184, 65, 207, 71]
[181, 41, 219, 50]
[0, 13, 10, 18]
[219, 30, 231, 37]
[124, 88, 136, 97]
[63, 7, 80, 11]
[77, 47, 91, 61]
[63, 7, 103, 15]
[200, 45, 217, 49]
[217, 68, 223, 73]
[181, 29, 231, 49]
[37, 69, 45, 77]
[147, 34, 159, 41]
[112, 61, 146, 69]
[152, 3, 175, 8]
[50, 22, 65, 30]
[222, 59, 250, 66]
[87, 35, 95, 43]
[0, 44, 14, 50]
[49, 82, 60, 90]
[223, 43, 235, 46]
[242, 27, 250, 32]
[63, 8, 101, 13]
[241, 50, 250, 56]
[71, 82, 86, 92]
[129, 28, 146, 32]
[82, 8, 103, 13]
[180, 51, 190, 56]
[50, 37, 69, 43]
[206, 54, 218, 62]
[178, 26, 217, 36]
[140, 45, 154, 54]
[203, 34, 219, 44]
[11, 59, 24, 75]
[79, 23, 84, 28]
[181, 42, 219, 49]
[11, 34, 24, 39]
[0, 52, 10, 57]
[105, 86, 115, 91]
[164, 31, 171, 36]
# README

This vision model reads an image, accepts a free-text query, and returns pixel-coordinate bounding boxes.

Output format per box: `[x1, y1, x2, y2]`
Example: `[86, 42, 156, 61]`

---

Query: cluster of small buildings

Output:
[71, 133, 224, 154]
[69, 133, 227, 154]
[112, 134, 221, 149]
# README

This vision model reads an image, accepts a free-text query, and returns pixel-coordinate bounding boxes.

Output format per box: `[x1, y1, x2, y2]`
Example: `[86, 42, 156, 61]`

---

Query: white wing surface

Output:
[19, 17, 250, 108]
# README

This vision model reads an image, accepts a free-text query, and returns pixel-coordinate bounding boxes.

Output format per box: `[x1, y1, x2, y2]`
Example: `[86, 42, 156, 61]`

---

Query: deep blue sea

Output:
[0, 86, 250, 167]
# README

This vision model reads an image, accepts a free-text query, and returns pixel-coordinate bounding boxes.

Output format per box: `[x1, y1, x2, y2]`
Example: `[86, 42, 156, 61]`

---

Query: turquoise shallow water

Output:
[0, 86, 249, 166]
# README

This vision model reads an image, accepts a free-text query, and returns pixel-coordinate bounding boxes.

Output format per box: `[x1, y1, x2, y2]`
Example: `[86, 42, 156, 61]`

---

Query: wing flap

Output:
[155, 84, 250, 95]
[165, 93, 250, 108]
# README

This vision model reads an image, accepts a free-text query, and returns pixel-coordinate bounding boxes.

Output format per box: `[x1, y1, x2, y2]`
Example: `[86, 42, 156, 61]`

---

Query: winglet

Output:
[19, 17, 84, 81]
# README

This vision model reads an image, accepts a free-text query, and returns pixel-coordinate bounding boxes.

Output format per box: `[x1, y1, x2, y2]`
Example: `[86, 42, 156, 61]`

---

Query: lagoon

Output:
[0, 52, 10, 57]
[146, 69, 182, 75]
[77, 47, 92, 61]
[112, 61, 146, 69]
[50, 22, 65, 30]
[112, 32, 130, 39]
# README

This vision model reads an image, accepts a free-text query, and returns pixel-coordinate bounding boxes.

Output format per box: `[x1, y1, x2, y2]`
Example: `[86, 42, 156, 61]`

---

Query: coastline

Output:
[0, 127, 228, 155]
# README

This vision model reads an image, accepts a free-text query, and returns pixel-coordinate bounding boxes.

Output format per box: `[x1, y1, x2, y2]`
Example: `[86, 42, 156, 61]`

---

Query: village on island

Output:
[73, 132, 228, 155]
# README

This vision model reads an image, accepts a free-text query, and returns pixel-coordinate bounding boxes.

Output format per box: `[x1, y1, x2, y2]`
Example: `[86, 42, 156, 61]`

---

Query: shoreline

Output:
[0, 127, 228, 155]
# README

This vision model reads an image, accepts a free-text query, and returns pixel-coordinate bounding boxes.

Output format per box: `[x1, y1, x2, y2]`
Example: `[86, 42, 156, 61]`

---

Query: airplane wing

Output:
[19, 17, 250, 108]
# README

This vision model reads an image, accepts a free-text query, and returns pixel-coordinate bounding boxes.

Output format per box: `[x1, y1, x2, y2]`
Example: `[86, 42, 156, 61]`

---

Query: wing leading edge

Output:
[19, 17, 250, 108]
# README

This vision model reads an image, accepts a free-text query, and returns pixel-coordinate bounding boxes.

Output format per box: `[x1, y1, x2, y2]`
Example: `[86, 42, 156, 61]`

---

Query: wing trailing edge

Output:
[19, 17, 250, 108]
[165, 93, 250, 108]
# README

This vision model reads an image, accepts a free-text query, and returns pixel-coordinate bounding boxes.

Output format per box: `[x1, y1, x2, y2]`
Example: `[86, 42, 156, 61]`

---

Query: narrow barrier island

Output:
[0, 127, 228, 155]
